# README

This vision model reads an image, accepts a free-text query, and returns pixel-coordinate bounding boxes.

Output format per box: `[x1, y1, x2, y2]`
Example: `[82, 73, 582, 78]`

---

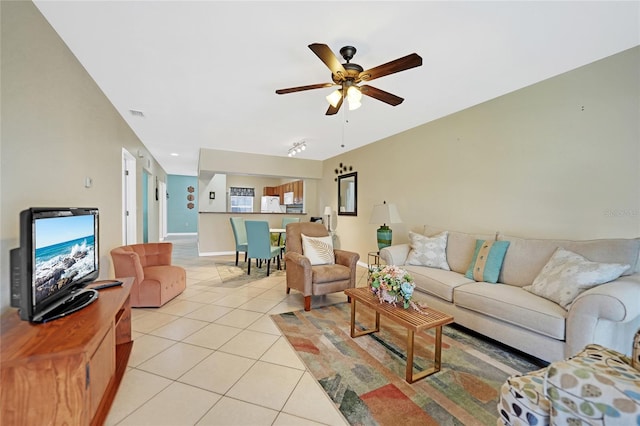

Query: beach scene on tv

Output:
[34, 215, 96, 304]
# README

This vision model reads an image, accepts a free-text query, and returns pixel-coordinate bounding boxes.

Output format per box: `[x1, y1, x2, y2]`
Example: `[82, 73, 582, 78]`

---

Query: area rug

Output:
[216, 260, 284, 286]
[271, 302, 547, 426]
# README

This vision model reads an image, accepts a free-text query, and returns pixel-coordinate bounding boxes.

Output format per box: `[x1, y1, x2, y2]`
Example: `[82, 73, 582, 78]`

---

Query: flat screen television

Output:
[10, 207, 100, 323]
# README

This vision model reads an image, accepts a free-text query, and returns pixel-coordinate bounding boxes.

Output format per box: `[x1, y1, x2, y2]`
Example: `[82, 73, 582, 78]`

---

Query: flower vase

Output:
[381, 289, 397, 304]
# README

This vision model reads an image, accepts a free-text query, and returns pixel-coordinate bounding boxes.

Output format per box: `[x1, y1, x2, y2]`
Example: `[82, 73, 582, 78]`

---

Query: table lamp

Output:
[323, 206, 332, 232]
[369, 201, 402, 250]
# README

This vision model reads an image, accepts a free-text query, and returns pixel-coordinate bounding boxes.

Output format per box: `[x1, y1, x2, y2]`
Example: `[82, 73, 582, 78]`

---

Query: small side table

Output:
[368, 251, 384, 271]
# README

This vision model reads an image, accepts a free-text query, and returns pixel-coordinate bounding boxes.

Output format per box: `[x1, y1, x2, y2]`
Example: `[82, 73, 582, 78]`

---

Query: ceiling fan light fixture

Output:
[347, 86, 362, 102]
[326, 89, 342, 108]
[348, 98, 362, 111]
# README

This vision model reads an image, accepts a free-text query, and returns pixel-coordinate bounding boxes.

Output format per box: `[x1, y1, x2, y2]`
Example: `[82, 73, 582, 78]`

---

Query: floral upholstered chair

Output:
[498, 329, 640, 426]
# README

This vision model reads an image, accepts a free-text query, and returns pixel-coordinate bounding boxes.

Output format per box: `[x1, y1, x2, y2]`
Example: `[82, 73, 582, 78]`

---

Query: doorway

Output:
[122, 148, 137, 245]
[142, 170, 150, 243]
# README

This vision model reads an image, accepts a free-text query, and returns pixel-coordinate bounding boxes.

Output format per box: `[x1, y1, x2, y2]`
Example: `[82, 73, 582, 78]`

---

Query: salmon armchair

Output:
[110, 242, 186, 307]
[284, 222, 360, 311]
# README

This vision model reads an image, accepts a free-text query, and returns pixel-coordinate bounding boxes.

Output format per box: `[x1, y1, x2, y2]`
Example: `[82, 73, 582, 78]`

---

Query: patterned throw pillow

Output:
[301, 234, 335, 265]
[465, 240, 510, 283]
[523, 247, 629, 309]
[406, 231, 450, 270]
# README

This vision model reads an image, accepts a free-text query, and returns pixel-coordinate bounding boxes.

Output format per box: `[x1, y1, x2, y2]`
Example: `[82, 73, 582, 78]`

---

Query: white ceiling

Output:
[33, 1, 639, 176]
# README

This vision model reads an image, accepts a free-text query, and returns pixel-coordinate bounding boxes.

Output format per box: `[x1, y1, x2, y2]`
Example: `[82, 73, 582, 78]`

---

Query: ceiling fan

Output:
[276, 43, 423, 115]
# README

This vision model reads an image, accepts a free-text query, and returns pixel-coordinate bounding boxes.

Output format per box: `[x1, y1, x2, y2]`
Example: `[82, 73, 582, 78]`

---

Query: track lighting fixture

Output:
[287, 141, 307, 157]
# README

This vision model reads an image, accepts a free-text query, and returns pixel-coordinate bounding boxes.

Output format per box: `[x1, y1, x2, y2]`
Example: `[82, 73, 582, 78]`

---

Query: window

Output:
[229, 187, 255, 213]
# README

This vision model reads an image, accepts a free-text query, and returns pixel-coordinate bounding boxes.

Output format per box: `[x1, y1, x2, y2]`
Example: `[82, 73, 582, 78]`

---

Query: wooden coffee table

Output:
[344, 287, 454, 383]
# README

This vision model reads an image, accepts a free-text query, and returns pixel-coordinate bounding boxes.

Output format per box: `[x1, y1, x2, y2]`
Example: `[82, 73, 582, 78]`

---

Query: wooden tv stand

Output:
[1, 277, 133, 425]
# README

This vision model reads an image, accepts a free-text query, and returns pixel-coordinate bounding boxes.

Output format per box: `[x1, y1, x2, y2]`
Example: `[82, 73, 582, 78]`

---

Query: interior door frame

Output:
[122, 148, 137, 245]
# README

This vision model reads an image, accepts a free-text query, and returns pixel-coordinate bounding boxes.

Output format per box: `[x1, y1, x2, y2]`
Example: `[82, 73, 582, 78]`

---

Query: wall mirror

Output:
[338, 172, 357, 216]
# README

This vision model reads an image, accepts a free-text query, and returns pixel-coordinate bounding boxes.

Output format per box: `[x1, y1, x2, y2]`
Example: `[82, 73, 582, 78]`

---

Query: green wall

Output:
[167, 175, 198, 234]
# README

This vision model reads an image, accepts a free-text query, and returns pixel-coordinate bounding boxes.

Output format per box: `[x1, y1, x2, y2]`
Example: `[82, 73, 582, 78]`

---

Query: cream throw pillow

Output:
[406, 231, 450, 270]
[524, 247, 629, 309]
[301, 234, 335, 265]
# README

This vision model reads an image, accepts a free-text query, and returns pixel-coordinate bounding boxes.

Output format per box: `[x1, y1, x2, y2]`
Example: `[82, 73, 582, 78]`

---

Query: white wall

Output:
[0, 2, 167, 314]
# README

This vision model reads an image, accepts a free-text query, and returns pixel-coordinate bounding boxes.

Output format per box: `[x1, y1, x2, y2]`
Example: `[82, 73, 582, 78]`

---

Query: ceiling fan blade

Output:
[326, 97, 343, 115]
[309, 43, 347, 80]
[276, 83, 335, 95]
[358, 53, 422, 82]
[360, 85, 404, 106]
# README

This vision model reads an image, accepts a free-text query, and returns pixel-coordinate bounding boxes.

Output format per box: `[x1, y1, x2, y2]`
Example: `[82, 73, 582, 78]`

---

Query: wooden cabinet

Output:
[0, 278, 134, 426]
[293, 180, 303, 204]
[263, 186, 278, 196]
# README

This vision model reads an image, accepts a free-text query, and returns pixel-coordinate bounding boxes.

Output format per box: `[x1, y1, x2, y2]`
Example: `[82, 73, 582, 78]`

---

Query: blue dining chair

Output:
[245, 220, 281, 276]
[229, 217, 248, 266]
[279, 217, 300, 247]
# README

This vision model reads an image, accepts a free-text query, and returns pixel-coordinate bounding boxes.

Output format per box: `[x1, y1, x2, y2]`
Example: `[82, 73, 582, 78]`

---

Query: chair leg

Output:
[286, 287, 291, 294]
[304, 296, 311, 311]
[244, 252, 248, 262]
[247, 258, 251, 275]
[235, 251, 239, 266]
[266, 259, 271, 276]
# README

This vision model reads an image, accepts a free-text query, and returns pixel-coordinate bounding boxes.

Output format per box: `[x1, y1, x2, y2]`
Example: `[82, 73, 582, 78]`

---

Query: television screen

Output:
[33, 213, 97, 306]
[11, 207, 100, 322]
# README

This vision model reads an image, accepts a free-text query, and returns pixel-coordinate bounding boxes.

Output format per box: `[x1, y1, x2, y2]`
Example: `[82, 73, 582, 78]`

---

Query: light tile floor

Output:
[106, 235, 369, 426]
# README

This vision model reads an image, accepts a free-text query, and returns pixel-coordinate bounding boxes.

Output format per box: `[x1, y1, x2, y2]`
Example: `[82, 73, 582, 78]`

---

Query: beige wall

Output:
[321, 46, 640, 261]
[0, 1, 167, 314]
[2, 1, 637, 315]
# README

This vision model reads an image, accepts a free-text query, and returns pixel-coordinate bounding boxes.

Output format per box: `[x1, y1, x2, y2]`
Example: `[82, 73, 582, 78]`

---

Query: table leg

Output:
[349, 298, 380, 338]
[406, 325, 444, 383]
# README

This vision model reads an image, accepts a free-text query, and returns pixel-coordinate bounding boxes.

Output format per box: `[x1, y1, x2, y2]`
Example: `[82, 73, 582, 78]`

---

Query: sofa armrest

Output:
[566, 274, 640, 356]
[284, 251, 313, 296]
[110, 248, 145, 281]
[379, 244, 411, 266]
[334, 249, 359, 269]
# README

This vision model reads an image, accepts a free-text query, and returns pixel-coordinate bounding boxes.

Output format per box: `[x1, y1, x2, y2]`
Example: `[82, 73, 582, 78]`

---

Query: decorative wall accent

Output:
[186, 185, 196, 209]
[334, 162, 354, 181]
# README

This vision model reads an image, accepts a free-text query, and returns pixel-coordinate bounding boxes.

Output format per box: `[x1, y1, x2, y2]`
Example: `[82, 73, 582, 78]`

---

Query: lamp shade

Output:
[369, 203, 402, 225]
[323, 206, 332, 216]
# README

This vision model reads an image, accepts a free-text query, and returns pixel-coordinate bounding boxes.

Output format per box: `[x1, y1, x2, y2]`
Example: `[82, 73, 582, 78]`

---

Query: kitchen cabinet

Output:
[263, 187, 278, 196]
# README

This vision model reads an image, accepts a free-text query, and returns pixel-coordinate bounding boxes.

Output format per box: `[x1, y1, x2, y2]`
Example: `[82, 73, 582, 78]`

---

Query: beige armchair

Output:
[110, 242, 186, 307]
[284, 222, 359, 311]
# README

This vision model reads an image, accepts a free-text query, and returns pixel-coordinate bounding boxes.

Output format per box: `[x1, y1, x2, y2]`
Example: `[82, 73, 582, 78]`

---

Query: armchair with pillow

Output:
[284, 222, 360, 311]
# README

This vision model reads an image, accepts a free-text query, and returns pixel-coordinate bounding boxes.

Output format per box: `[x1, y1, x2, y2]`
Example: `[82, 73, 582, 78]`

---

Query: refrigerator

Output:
[260, 196, 284, 213]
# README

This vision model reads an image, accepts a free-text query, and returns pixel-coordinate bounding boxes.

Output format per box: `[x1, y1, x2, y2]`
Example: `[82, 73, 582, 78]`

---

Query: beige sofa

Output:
[379, 225, 640, 362]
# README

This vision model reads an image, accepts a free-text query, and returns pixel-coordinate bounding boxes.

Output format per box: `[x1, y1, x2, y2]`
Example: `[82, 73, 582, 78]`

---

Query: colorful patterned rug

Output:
[271, 302, 547, 425]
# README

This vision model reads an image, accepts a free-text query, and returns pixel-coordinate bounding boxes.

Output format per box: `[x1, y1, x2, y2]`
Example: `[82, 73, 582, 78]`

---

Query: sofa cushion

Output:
[406, 231, 450, 270]
[465, 240, 510, 283]
[301, 234, 335, 265]
[424, 225, 496, 274]
[404, 265, 474, 302]
[455, 283, 567, 340]
[524, 248, 630, 309]
[497, 234, 640, 287]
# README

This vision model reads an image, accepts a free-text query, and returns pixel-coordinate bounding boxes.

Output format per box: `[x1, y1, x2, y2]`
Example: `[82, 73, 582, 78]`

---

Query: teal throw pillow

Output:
[465, 240, 510, 283]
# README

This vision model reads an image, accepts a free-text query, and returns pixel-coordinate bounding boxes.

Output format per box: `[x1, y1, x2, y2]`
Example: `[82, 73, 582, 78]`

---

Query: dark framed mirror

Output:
[338, 172, 357, 216]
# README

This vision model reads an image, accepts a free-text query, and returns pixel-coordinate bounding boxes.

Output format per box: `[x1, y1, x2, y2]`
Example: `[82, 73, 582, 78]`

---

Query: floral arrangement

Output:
[368, 265, 422, 311]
